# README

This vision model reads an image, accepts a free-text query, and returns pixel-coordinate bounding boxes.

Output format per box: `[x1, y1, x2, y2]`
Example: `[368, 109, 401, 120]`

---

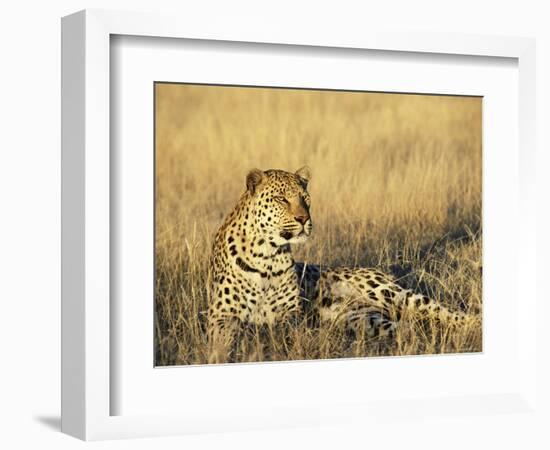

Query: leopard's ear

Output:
[295, 166, 311, 184]
[246, 169, 264, 194]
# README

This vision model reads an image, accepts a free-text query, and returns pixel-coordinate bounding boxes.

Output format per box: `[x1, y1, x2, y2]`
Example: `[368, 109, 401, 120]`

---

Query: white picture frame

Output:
[61, 9, 538, 441]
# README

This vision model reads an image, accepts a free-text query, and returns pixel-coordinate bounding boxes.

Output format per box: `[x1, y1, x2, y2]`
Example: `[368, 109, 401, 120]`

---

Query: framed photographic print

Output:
[61, 9, 538, 441]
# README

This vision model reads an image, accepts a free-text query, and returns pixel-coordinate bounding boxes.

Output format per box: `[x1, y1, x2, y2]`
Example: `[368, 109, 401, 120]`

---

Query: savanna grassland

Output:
[155, 83, 482, 366]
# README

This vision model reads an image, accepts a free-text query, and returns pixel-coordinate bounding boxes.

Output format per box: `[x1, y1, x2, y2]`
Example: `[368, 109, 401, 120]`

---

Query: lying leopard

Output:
[207, 167, 474, 363]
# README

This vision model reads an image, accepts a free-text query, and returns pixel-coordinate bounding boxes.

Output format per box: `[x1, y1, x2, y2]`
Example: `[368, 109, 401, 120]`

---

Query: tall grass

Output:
[155, 84, 482, 365]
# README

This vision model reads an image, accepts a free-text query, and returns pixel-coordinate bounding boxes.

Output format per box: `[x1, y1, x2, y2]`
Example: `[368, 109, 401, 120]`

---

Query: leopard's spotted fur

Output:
[207, 167, 472, 363]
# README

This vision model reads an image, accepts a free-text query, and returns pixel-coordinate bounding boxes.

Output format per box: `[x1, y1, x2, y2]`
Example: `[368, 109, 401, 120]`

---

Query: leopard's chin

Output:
[287, 233, 309, 245]
[279, 225, 311, 244]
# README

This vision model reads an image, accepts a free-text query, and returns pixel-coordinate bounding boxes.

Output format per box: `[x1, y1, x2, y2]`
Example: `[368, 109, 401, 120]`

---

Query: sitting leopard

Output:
[207, 167, 473, 363]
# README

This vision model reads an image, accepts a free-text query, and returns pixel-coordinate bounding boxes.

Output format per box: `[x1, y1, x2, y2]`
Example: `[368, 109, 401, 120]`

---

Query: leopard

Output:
[207, 167, 474, 363]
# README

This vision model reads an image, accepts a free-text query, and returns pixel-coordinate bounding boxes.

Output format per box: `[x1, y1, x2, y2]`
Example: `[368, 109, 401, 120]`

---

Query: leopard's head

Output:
[246, 166, 313, 246]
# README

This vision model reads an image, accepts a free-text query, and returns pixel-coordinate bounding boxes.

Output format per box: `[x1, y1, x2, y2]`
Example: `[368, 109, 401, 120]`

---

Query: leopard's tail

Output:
[394, 290, 476, 326]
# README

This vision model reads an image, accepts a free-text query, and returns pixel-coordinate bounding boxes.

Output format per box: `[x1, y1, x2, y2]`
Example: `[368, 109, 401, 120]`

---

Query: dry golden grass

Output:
[155, 84, 482, 366]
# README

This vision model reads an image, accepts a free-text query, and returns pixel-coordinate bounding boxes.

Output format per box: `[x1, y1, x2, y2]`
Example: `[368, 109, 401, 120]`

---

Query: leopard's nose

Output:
[295, 215, 309, 225]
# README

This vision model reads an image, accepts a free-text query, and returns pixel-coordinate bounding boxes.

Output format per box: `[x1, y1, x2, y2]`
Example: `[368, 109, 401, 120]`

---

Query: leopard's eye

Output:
[274, 196, 288, 204]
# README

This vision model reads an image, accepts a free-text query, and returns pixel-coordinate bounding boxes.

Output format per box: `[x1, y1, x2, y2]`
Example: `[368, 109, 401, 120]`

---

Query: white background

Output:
[1, 1, 548, 449]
